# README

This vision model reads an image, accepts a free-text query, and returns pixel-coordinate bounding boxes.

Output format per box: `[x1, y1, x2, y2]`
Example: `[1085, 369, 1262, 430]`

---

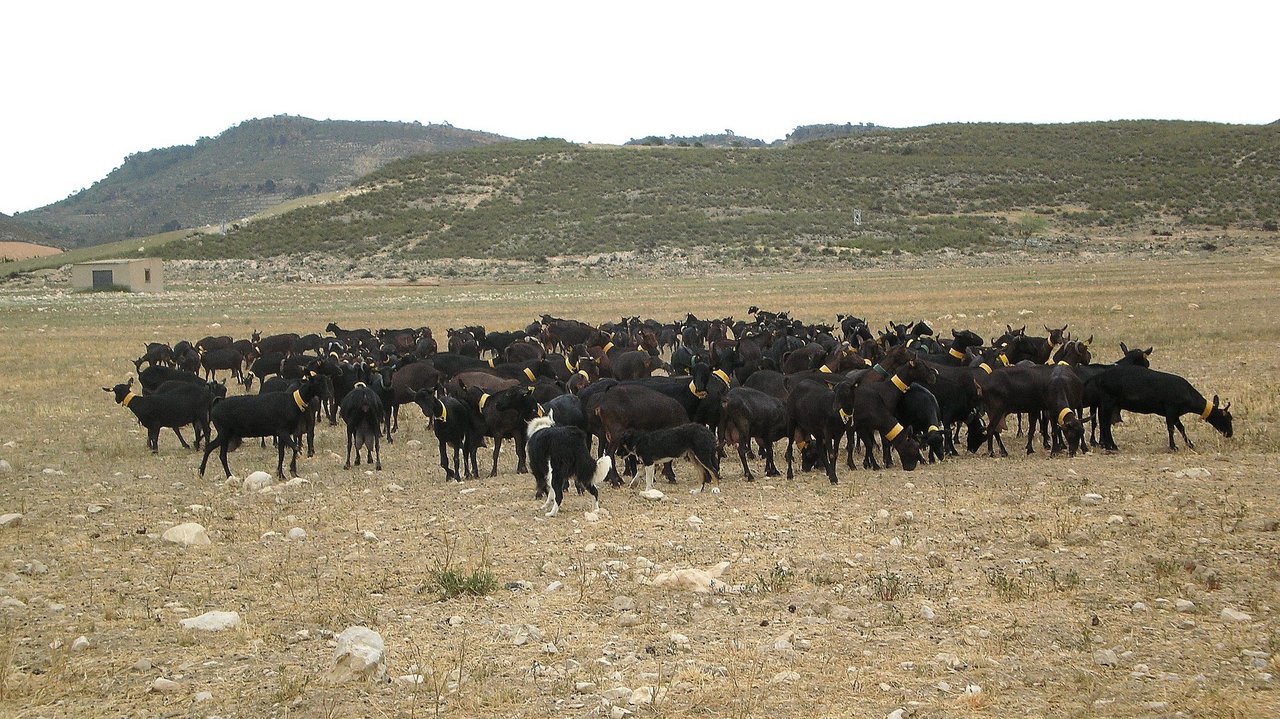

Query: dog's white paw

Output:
[711, 486, 721, 495]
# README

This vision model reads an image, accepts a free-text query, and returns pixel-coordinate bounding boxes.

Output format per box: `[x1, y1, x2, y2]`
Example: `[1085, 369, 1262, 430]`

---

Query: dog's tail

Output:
[591, 455, 612, 486]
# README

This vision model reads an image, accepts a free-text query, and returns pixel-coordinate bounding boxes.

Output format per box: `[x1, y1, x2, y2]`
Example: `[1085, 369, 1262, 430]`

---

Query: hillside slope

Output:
[157, 121, 1280, 264]
[16, 116, 510, 246]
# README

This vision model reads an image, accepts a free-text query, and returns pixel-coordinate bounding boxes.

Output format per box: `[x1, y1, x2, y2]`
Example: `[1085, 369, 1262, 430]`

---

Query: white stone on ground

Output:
[161, 523, 210, 546]
[179, 611, 242, 631]
[149, 677, 180, 693]
[1221, 608, 1252, 623]
[639, 489, 664, 501]
[243, 471, 273, 491]
[0, 513, 22, 528]
[286, 527, 307, 540]
[194, 691, 213, 703]
[326, 626, 386, 683]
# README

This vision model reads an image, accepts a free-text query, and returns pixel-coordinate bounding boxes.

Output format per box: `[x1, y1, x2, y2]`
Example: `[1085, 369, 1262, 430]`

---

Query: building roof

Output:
[74, 258, 160, 266]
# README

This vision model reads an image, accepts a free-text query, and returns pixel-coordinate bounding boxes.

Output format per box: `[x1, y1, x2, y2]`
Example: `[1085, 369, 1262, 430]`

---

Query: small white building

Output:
[70, 258, 164, 292]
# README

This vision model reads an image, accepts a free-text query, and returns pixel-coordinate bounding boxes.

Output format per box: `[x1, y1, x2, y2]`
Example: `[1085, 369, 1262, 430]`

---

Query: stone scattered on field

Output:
[1220, 608, 1252, 623]
[887, 709, 906, 719]
[669, 631, 690, 647]
[772, 670, 800, 683]
[243, 471, 273, 491]
[1175, 599, 1196, 613]
[1027, 532, 1050, 548]
[161, 523, 210, 546]
[326, 626, 386, 683]
[286, 527, 307, 540]
[610, 706, 631, 719]
[405, 439, 422, 450]
[0, 513, 22, 528]
[617, 613, 641, 628]
[1131, 602, 1150, 613]
[687, 515, 703, 525]
[194, 691, 213, 703]
[133, 658, 153, 672]
[361, 530, 378, 542]
[0, 459, 11, 473]
[149, 677, 180, 693]
[1081, 493, 1104, 506]
[1175, 467, 1211, 479]
[1, 597, 26, 610]
[639, 489, 665, 501]
[628, 686, 664, 705]
[545, 581, 563, 593]
[179, 611, 242, 632]
[920, 604, 936, 621]
[1094, 649, 1120, 667]
[71, 635, 90, 652]
[499, 623, 544, 646]
[1107, 515, 1126, 525]
[612, 596, 635, 611]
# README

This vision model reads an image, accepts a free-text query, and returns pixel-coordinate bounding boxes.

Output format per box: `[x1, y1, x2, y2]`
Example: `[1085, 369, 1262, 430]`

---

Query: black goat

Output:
[414, 389, 483, 480]
[340, 383, 384, 470]
[103, 377, 207, 453]
[896, 384, 946, 463]
[153, 379, 227, 449]
[138, 365, 203, 394]
[1090, 366, 1233, 451]
[199, 379, 324, 479]
[719, 386, 787, 481]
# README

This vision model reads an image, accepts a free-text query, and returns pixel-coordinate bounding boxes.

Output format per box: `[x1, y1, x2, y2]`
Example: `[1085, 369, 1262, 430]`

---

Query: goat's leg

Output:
[515, 428, 529, 474]
[784, 437, 795, 480]
[489, 436, 502, 477]
[219, 437, 234, 480]
[764, 440, 781, 477]
[1025, 414, 1037, 455]
[345, 430, 354, 469]
[437, 436, 454, 480]
[737, 438, 754, 481]
[662, 460, 676, 483]
[170, 427, 191, 450]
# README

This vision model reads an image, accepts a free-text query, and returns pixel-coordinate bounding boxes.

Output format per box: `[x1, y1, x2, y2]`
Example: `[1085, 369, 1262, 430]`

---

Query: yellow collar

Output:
[997, 354, 1011, 366]
[1057, 407, 1073, 426]
[576, 369, 590, 381]
[948, 347, 966, 360]
[838, 408, 853, 426]
[437, 404, 448, 422]
[122, 392, 137, 407]
[536, 403, 545, 417]
[478, 393, 490, 411]
[292, 389, 307, 411]
[884, 423, 904, 442]
[564, 356, 578, 373]
[818, 365, 833, 373]
[523, 367, 537, 382]
[863, 358, 872, 367]
[977, 363, 993, 375]
[688, 380, 708, 399]
[1057, 361, 1070, 366]
[712, 369, 732, 387]
[1200, 399, 1214, 421]
[487, 357, 496, 367]
[354, 381, 367, 388]
[890, 375, 910, 393]
[927, 425, 941, 433]
[602, 341, 614, 354]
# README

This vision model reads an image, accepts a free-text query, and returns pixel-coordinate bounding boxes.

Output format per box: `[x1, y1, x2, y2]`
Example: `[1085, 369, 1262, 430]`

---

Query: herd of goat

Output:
[103, 309, 1235, 515]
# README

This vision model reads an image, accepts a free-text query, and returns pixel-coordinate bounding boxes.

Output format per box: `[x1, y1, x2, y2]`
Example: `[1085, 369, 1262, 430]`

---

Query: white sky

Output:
[3, 0, 1275, 215]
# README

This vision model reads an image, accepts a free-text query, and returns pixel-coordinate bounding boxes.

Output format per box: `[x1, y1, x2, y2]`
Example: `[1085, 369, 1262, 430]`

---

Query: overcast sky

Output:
[3, 0, 1275, 215]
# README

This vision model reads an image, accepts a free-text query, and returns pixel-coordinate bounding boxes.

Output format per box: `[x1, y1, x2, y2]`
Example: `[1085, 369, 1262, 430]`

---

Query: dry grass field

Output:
[1, 252, 1278, 719]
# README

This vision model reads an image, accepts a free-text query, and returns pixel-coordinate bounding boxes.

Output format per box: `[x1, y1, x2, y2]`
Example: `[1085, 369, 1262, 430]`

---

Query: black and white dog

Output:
[615, 423, 722, 494]
[526, 414, 610, 517]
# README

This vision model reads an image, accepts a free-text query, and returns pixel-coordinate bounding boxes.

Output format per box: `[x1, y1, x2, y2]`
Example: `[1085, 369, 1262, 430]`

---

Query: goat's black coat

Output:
[199, 379, 323, 479]
[340, 383, 384, 470]
[1088, 365, 1233, 451]
[104, 379, 210, 453]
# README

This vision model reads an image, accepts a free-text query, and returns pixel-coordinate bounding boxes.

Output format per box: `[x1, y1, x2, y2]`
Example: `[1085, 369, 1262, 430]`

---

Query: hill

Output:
[155, 121, 1280, 266]
[0, 212, 51, 245]
[14, 116, 511, 247]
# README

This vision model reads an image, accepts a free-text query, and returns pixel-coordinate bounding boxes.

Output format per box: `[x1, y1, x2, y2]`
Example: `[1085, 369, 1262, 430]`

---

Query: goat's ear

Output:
[1213, 394, 1220, 408]
[952, 328, 960, 338]
[1119, 342, 1129, 353]
[101, 386, 112, 392]
[1144, 347, 1154, 356]
[1084, 335, 1093, 346]
[1043, 324, 1052, 334]
[127, 377, 134, 387]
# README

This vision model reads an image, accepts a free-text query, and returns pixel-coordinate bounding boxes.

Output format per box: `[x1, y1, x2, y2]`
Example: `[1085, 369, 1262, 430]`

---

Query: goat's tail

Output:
[591, 456, 612, 487]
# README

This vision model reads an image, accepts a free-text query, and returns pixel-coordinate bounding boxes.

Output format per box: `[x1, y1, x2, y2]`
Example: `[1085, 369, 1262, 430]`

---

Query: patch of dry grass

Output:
[0, 253, 1278, 717]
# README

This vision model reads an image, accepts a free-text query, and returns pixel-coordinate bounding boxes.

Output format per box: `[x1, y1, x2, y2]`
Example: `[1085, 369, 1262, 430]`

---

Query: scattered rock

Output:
[611, 596, 635, 612]
[0, 460, 11, 473]
[638, 489, 665, 501]
[1175, 599, 1196, 613]
[687, 515, 703, 526]
[243, 471, 273, 492]
[194, 691, 213, 703]
[0, 513, 22, 529]
[617, 613, 641, 628]
[161, 522, 211, 546]
[405, 439, 422, 450]
[920, 604, 936, 621]
[545, 581, 563, 593]
[326, 626, 386, 683]
[133, 658, 153, 672]
[1027, 532, 1050, 548]
[668, 631, 690, 647]
[1220, 608, 1252, 623]
[771, 670, 800, 683]
[1131, 602, 1149, 613]
[286, 527, 307, 540]
[1081, 493, 1104, 506]
[179, 611, 242, 632]
[361, 530, 378, 542]
[1, 597, 27, 610]
[1094, 649, 1120, 667]
[1175, 467, 1211, 479]
[149, 677, 180, 693]
[71, 635, 90, 652]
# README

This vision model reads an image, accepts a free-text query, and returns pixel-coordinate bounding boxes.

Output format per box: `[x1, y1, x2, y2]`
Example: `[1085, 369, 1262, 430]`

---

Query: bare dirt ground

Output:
[0, 251, 1277, 718]
[0, 242, 62, 262]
